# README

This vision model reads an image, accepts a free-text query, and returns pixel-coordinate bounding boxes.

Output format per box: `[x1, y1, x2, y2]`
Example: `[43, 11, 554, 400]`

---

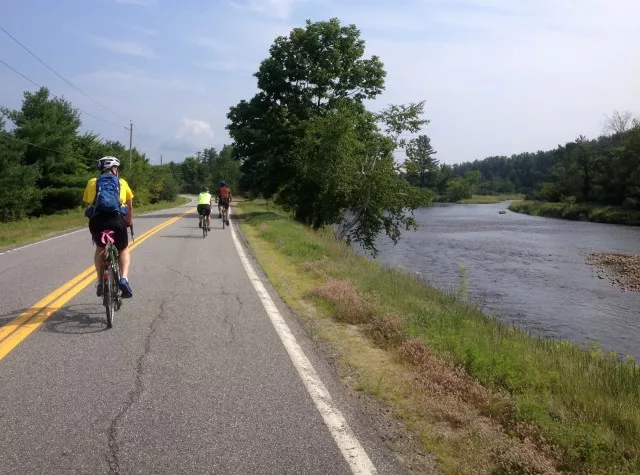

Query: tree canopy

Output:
[227, 18, 432, 255]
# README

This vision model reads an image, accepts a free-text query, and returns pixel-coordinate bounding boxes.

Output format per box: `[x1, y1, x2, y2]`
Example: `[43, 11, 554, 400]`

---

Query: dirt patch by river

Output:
[587, 252, 640, 292]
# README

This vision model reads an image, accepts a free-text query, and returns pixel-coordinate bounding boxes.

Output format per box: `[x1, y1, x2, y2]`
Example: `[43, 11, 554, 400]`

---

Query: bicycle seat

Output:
[100, 230, 116, 245]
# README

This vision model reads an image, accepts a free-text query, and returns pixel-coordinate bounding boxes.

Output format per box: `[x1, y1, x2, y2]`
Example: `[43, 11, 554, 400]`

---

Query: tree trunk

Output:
[335, 209, 362, 241]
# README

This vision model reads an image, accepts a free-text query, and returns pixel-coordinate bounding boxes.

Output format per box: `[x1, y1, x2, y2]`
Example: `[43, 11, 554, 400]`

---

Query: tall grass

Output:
[509, 200, 640, 226]
[238, 199, 640, 473]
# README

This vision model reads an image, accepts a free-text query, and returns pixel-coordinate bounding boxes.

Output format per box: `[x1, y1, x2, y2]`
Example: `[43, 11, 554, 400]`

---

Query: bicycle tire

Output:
[105, 266, 115, 328]
[222, 208, 226, 229]
[113, 256, 122, 311]
[102, 244, 118, 328]
[203, 220, 207, 238]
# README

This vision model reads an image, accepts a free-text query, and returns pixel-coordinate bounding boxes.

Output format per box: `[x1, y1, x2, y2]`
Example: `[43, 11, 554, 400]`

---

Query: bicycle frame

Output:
[98, 227, 133, 328]
[199, 211, 209, 237]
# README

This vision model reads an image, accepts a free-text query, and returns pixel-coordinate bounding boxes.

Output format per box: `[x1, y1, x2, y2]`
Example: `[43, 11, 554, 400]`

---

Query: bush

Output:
[36, 187, 84, 215]
[534, 182, 563, 201]
[158, 176, 179, 201]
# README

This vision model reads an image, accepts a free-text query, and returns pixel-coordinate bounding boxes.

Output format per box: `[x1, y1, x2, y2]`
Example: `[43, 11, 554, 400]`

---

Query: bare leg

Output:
[119, 248, 131, 279]
[94, 247, 105, 279]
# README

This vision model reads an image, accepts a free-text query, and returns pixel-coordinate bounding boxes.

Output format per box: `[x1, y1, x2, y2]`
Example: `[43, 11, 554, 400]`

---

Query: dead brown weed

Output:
[368, 313, 406, 349]
[396, 338, 559, 474]
[310, 278, 377, 324]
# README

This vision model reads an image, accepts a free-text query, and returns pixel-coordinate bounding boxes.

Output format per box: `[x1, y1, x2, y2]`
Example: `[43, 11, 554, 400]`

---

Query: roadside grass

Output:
[509, 200, 640, 226]
[236, 199, 640, 474]
[459, 194, 524, 204]
[0, 196, 191, 250]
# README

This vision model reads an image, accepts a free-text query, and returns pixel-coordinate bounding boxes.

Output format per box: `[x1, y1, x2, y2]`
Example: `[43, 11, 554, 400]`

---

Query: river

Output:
[363, 202, 640, 360]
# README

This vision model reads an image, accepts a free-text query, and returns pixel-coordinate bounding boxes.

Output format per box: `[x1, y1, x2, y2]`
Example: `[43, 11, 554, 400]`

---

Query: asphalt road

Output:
[0, 198, 406, 474]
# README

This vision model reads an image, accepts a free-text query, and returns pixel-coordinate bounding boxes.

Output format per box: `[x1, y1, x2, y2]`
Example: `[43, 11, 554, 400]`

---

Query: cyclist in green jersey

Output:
[197, 187, 213, 231]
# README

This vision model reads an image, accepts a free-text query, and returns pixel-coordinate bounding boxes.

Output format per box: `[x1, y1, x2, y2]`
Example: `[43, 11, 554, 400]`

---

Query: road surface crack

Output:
[222, 310, 237, 345]
[106, 298, 171, 474]
[166, 265, 197, 285]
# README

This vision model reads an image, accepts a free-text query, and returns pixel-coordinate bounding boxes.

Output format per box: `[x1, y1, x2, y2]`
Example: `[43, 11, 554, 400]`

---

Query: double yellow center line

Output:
[0, 208, 195, 360]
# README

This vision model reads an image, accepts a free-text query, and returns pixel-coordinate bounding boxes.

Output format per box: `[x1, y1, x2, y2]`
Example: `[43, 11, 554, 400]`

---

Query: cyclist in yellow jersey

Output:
[82, 156, 134, 298]
[197, 187, 213, 231]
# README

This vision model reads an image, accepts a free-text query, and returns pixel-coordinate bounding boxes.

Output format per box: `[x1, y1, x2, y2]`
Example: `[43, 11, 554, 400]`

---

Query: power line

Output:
[0, 57, 129, 131]
[0, 23, 131, 122]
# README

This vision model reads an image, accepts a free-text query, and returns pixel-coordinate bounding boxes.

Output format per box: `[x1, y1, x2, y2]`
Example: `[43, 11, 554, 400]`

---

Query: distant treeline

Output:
[443, 112, 639, 207]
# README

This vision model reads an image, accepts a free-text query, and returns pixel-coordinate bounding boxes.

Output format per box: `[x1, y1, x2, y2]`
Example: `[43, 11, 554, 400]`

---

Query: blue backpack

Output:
[85, 174, 127, 217]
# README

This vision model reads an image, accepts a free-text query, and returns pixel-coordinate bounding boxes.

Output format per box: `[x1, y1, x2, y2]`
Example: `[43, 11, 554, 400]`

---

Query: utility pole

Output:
[128, 120, 133, 170]
[160, 154, 163, 165]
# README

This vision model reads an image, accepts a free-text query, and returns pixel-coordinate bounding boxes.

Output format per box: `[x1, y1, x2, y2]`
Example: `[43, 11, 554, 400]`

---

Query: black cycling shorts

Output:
[89, 212, 128, 251]
[218, 197, 230, 209]
[197, 204, 211, 216]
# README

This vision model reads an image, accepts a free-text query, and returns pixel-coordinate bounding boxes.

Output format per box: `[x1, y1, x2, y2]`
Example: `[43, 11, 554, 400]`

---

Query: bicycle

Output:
[219, 200, 230, 229]
[99, 226, 134, 328]
[199, 212, 209, 238]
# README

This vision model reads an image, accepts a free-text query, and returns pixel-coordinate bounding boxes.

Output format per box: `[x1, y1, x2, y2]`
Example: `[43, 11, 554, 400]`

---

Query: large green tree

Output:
[226, 18, 432, 255]
[2, 88, 88, 214]
[3, 88, 86, 187]
[0, 116, 41, 221]
[227, 17, 385, 198]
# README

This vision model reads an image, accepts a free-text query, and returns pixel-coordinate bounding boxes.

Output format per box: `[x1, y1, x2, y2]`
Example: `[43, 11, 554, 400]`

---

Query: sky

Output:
[1, 0, 639, 165]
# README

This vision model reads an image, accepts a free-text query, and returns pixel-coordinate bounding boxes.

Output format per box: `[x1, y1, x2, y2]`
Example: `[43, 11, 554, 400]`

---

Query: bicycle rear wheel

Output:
[203, 219, 207, 238]
[222, 208, 226, 229]
[104, 265, 115, 328]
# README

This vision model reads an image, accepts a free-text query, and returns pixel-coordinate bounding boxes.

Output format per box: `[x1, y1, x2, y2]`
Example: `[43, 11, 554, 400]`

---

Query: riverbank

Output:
[587, 252, 640, 293]
[0, 196, 191, 250]
[459, 194, 523, 204]
[509, 200, 640, 226]
[235, 199, 640, 474]
[434, 194, 523, 204]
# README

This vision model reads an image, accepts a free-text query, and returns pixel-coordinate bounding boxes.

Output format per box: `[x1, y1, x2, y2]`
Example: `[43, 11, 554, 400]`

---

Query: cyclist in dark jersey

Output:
[215, 180, 232, 225]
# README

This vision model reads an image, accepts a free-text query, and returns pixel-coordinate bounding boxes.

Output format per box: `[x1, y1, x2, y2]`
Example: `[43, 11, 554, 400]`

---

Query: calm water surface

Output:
[363, 202, 640, 359]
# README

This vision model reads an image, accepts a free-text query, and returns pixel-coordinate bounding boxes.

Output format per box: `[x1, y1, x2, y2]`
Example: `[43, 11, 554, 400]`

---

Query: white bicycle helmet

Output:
[97, 156, 120, 171]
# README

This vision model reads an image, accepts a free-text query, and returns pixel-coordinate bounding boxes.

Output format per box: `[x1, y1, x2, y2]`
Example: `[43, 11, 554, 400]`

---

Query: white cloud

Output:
[176, 118, 214, 141]
[158, 118, 216, 156]
[91, 36, 157, 58]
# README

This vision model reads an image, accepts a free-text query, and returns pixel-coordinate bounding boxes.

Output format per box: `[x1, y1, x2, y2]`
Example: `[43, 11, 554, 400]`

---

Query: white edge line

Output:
[0, 228, 85, 255]
[229, 219, 378, 475]
[0, 196, 196, 257]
